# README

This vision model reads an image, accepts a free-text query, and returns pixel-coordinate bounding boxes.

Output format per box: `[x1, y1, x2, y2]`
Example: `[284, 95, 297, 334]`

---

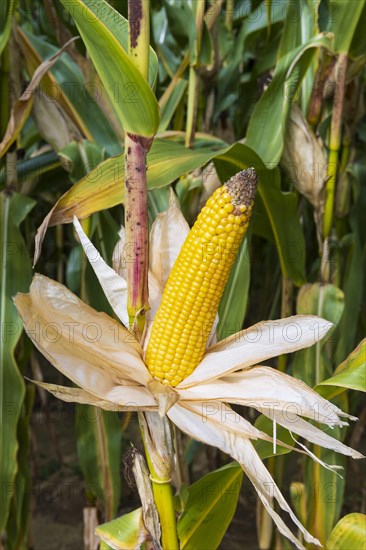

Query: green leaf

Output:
[335, 170, 365, 364]
[5, 386, 34, 549]
[175, 173, 202, 225]
[253, 415, 296, 459]
[277, 0, 320, 112]
[59, 0, 160, 137]
[277, 0, 319, 60]
[148, 187, 170, 222]
[292, 282, 347, 542]
[59, 140, 105, 183]
[349, 4, 366, 60]
[76, 406, 122, 520]
[215, 142, 306, 285]
[0, 192, 35, 531]
[304, 392, 348, 542]
[0, 0, 17, 55]
[316, 339, 366, 400]
[324, 0, 365, 54]
[96, 507, 148, 549]
[292, 283, 345, 387]
[246, 32, 332, 164]
[218, 235, 250, 340]
[72, 0, 158, 89]
[290, 482, 307, 526]
[178, 462, 243, 549]
[159, 78, 188, 132]
[327, 513, 366, 550]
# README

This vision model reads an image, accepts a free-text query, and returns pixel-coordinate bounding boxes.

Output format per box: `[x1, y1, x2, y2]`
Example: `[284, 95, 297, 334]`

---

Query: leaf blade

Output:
[58, 0, 160, 136]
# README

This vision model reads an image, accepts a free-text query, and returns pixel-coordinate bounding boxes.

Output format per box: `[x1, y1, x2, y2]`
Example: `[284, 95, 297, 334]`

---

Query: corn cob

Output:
[145, 168, 258, 386]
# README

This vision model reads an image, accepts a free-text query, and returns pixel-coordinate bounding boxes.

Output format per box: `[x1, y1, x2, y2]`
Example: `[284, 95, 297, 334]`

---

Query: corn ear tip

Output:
[225, 167, 258, 207]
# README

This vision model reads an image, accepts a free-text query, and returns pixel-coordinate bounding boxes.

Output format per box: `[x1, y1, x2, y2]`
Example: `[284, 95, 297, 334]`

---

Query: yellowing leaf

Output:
[327, 513, 366, 550]
[0, 37, 77, 157]
[34, 139, 229, 263]
[96, 508, 149, 549]
[316, 339, 366, 399]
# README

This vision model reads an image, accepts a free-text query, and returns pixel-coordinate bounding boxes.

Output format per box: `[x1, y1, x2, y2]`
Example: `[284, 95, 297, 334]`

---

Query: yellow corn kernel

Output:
[145, 168, 258, 386]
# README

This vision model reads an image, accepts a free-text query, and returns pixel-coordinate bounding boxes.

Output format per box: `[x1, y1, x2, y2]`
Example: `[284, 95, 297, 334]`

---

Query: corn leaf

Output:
[252, 415, 295, 459]
[0, 151, 60, 186]
[76, 406, 121, 521]
[304, 395, 347, 544]
[277, 0, 319, 60]
[17, 28, 121, 155]
[34, 139, 230, 263]
[59, 140, 105, 183]
[292, 283, 345, 387]
[96, 507, 149, 549]
[5, 386, 34, 549]
[316, 339, 366, 400]
[324, 0, 365, 54]
[215, 142, 306, 285]
[177, 462, 243, 549]
[58, 0, 160, 137]
[67, 0, 158, 88]
[0, 38, 77, 158]
[326, 513, 366, 550]
[0, 0, 17, 55]
[16, 28, 93, 142]
[277, 0, 319, 112]
[349, 3, 366, 60]
[292, 284, 347, 543]
[246, 32, 333, 164]
[335, 169, 365, 364]
[218, 235, 250, 340]
[159, 78, 188, 132]
[0, 191, 35, 531]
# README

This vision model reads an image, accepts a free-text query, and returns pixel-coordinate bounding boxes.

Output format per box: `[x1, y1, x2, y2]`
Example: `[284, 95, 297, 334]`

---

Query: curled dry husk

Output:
[281, 104, 327, 247]
[129, 446, 162, 548]
[32, 91, 82, 153]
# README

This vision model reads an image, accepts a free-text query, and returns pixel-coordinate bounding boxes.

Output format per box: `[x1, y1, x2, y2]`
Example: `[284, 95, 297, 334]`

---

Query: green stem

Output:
[0, 45, 10, 141]
[139, 413, 179, 550]
[150, 476, 179, 549]
[307, 55, 336, 127]
[159, 53, 189, 112]
[335, 129, 351, 219]
[322, 53, 348, 239]
[185, 66, 199, 147]
[226, 0, 234, 30]
[185, 0, 205, 148]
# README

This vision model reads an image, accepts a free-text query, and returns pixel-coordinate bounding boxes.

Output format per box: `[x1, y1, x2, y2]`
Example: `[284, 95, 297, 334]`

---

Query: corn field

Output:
[0, 0, 365, 549]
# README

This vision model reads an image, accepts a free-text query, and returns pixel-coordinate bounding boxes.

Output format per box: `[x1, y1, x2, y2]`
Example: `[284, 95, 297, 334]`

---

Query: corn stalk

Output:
[125, 2, 179, 547]
[185, 0, 205, 147]
[125, 0, 153, 334]
[322, 53, 348, 239]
